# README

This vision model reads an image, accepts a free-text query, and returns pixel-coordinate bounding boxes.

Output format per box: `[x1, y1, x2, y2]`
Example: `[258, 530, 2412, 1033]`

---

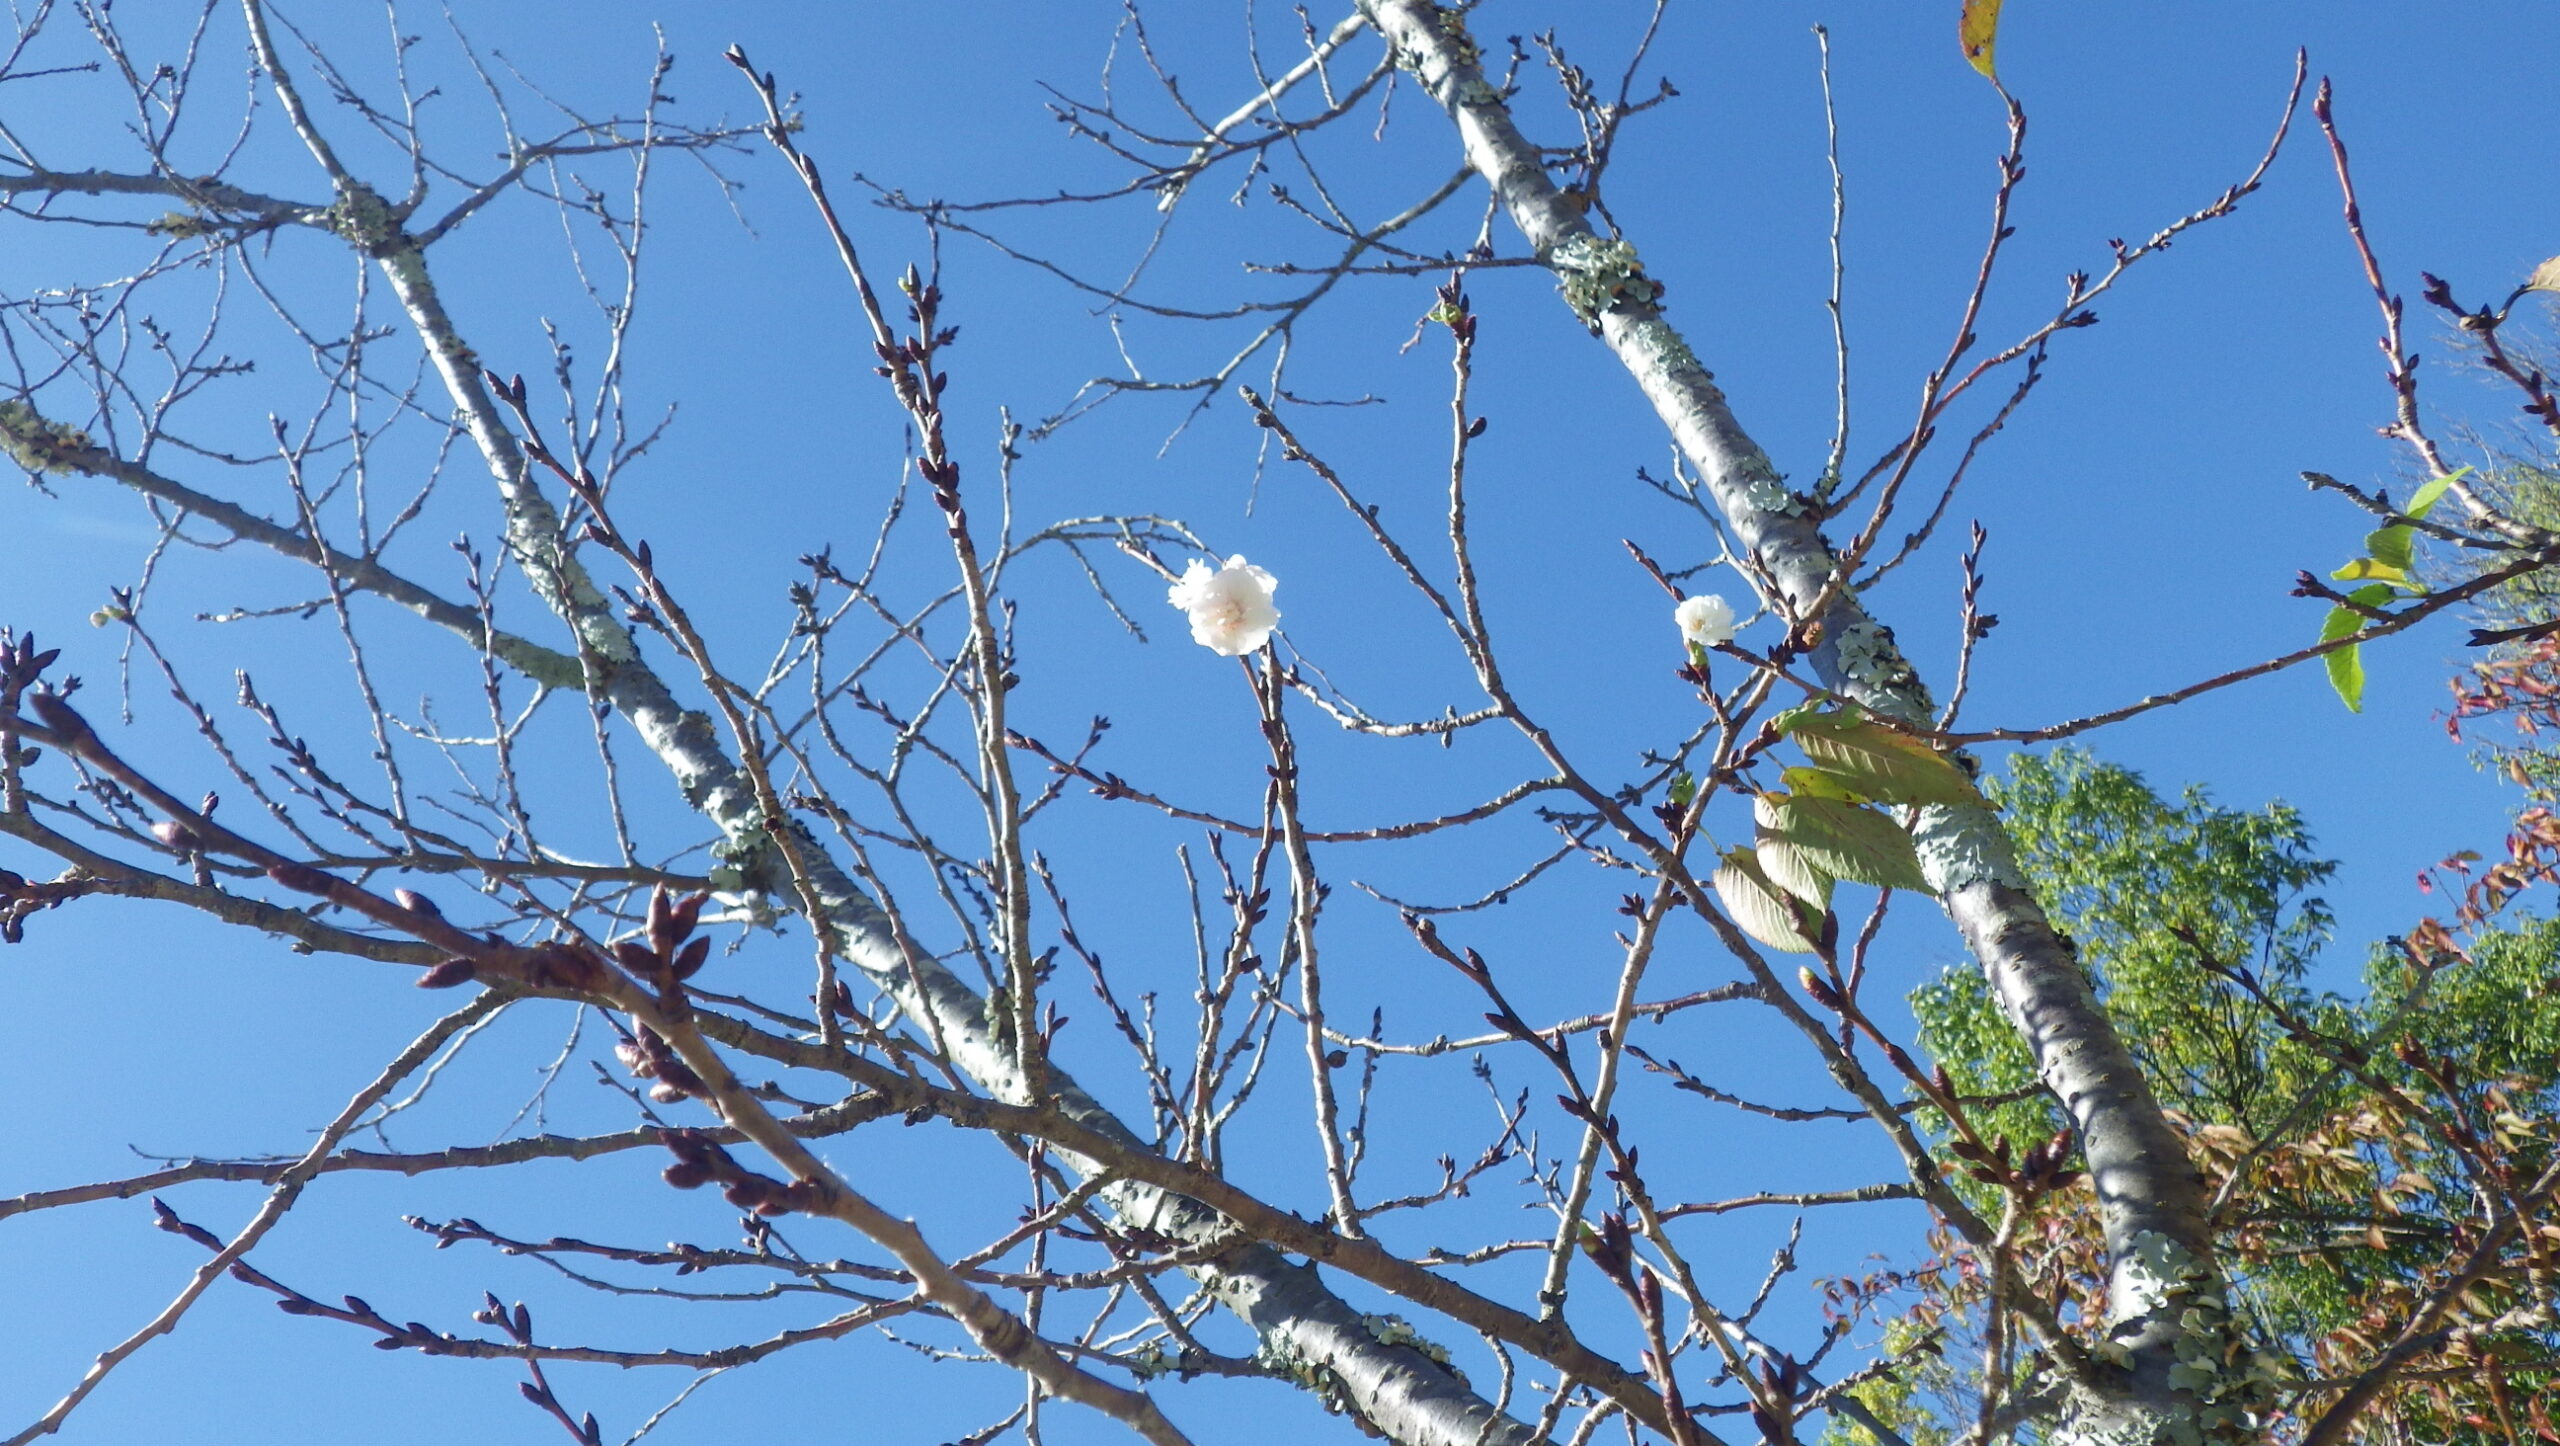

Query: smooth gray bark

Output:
[1358, 3, 2252, 1440]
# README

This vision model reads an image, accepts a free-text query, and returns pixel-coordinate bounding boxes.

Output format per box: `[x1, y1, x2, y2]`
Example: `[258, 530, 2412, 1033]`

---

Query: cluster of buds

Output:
[1946, 1125, 2083, 1201]
[0, 865, 94, 944]
[414, 937, 609, 994]
[1, 628, 62, 718]
[1747, 1355, 1806, 1446]
[611, 885, 713, 997]
[658, 1127, 822, 1218]
[615, 1024, 708, 1104]
[883, 265, 964, 524]
[472, 1293, 606, 1446]
[1575, 1213, 1731, 1441]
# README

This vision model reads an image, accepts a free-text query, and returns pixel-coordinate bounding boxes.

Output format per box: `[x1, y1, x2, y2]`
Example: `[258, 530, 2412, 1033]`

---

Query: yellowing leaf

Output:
[2330, 557, 2412, 587]
[2527, 255, 2560, 294]
[1959, 0, 2003, 80]
[1786, 712, 1979, 807]
[1781, 765, 1871, 803]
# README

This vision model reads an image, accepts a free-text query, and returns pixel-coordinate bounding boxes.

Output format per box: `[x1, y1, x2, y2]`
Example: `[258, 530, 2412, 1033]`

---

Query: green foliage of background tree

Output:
[1845, 748, 2560, 1444]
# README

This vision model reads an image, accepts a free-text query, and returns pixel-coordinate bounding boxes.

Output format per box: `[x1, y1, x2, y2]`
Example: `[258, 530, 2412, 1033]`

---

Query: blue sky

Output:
[4, 3, 2557, 1443]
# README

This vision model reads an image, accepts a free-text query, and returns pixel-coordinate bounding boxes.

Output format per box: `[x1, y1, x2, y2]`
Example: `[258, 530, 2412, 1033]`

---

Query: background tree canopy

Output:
[1892, 747, 2560, 1445]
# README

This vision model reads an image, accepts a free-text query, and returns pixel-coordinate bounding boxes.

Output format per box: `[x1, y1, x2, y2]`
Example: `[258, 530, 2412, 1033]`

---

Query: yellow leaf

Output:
[2329, 557, 2411, 587]
[2527, 255, 2560, 294]
[1959, 0, 2003, 81]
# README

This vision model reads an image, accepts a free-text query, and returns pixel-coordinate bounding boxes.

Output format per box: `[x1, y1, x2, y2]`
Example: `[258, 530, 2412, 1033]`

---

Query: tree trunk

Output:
[1359, 3, 2261, 1439]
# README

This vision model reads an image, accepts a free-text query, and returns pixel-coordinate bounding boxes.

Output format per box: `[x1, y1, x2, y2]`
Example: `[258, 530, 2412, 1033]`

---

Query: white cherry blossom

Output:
[1168, 555, 1281, 656]
[1674, 593, 1737, 648]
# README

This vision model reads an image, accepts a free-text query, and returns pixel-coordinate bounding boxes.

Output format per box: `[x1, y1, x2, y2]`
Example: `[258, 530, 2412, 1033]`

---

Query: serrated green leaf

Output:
[1781, 765, 1871, 803]
[1791, 718, 1978, 807]
[2324, 642, 2355, 711]
[2363, 524, 2415, 572]
[2403, 467, 2469, 522]
[2330, 556, 2412, 587]
[1757, 792, 1935, 895]
[2319, 603, 2367, 714]
[1713, 848, 1824, 953]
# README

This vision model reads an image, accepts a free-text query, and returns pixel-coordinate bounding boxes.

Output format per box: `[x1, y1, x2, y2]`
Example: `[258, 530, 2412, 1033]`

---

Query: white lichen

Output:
[1254, 1335, 1356, 1416]
[323, 181, 404, 255]
[1831, 619, 1918, 692]
[0, 399, 96, 476]
[1623, 316, 1708, 380]
[2064, 1232, 2281, 1446]
[1361, 1313, 1455, 1370]
[1912, 802, 2029, 892]
[1550, 233, 1663, 329]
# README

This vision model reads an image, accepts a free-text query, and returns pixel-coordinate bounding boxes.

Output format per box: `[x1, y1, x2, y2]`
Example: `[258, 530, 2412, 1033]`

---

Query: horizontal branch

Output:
[0, 1096, 890, 1224]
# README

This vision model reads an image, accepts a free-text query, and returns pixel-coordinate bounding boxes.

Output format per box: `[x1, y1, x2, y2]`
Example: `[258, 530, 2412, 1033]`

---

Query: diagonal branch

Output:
[1, 992, 506, 1446]
[1357, 1, 2253, 1431]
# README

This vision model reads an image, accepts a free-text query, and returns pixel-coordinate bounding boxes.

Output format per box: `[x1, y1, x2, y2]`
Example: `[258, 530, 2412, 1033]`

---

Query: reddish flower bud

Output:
[266, 861, 335, 895]
[415, 959, 478, 990]
[671, 936, 711, 982]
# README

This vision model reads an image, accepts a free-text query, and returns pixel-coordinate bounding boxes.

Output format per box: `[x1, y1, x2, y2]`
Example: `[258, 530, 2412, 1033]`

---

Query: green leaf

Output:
[1755, 829, 1837, 908]
[2363, 525, 2416, 573]
[1959, 0, 2003, 80]
[2318, 593, 2380, 714]
[1757, 792, 1935, 895]
[1668, 771, 1697, 808]
[1789, 714, 1979, 807]
[1712, 848, 1825, 953]
[2403, 466, 2470, 522]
